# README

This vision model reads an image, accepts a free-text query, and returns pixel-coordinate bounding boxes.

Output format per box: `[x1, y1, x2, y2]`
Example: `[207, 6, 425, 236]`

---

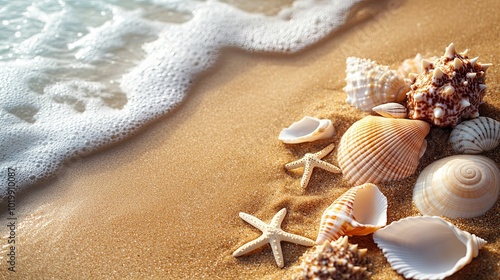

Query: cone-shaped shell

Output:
[373, 216, 487, 280]
[413, 155, 500, 218]
[338, 116, 430, 185]
[344, 57, 409, 111]
[449, 117, 500, 154]
[372, 102, 407, 118]
[278, 116, 335, 144]
[316, 183, 387, 245]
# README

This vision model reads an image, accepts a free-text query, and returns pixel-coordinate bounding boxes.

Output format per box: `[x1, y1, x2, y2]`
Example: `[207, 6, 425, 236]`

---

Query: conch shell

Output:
[412, 155, 500, 218]
[449, 116, 500, 154]
[316, 183, 387, 245]
[337, 116, 430, 185]
[373, 216, 487, 280]
[343, 57, 409, 111]
[278, 116, 335, 144]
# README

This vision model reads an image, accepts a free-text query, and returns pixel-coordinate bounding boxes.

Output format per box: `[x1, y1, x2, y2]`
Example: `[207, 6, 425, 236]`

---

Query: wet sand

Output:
[2, 0, 500, 278]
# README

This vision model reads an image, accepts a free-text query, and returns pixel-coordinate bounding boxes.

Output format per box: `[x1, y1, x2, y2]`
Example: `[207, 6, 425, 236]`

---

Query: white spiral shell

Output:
[343, 57, 409, 111]
[316, 183, 387, 245]
[449, 116, 500, 154]
[373, 216, 487, 280]
[413, 155, 500, 218]
[337, 116, 430, 185]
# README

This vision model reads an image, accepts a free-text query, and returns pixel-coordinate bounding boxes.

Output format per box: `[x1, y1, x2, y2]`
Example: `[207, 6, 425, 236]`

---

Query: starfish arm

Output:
[269, 237, 285, 268]
[315, 143, 335, 158]
[311, 159, 341, 173]
[270, 208, 287, 228]
[284, 158, 305, 170]
[299, 160, 313, 188]
[278, 230, 315, 247]
[232, 235, 268, 257]
[239, 212, 268, 231]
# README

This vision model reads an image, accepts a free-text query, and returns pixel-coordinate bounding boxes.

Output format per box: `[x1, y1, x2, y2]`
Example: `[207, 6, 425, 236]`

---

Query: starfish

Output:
[284, 143, 341, 188]
[233, 208, 314, 268]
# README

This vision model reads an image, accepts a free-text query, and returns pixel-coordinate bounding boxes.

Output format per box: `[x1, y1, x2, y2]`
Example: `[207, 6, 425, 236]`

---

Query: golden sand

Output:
[4, 0, 500, 278]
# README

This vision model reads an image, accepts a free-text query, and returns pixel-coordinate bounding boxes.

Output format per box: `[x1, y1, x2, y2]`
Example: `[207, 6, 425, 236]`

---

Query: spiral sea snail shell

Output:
[412, 155, 500, 218]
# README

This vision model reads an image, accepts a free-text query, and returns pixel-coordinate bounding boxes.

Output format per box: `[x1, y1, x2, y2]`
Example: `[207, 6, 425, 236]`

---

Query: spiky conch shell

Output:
[343, 57, 409, 111]
[449, 116, 500, 154]
[337, 116, 430, 185]
[315, 183, 387, 245]
[406, 43, 491, 127]
[293, 236, 372, 280]
[373, 216, 487, 280]
[412, 155, 500, 219]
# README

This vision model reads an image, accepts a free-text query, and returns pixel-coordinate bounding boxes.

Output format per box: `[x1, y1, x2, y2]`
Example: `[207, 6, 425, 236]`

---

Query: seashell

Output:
[372, 102, 407, 118]
[413, 154, 500, 218]
[278, 116, 335, 144]
[343, 57, 409, 111]
[406, 43, 492, 127]
[337, 116, 430, 185]
[293, 236, 372, 280]
[397, 53, 438, 78]
[373, 216, 487, 280]
[316, 183, 387, 245]
[449, 116, 500, 154]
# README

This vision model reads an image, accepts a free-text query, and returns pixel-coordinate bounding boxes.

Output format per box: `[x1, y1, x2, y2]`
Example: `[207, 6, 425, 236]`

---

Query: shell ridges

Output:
[449, 116, 500, 154]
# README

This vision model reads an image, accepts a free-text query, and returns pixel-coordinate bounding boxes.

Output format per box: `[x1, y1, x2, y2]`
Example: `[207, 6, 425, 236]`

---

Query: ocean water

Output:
[0, 0, 361, 194]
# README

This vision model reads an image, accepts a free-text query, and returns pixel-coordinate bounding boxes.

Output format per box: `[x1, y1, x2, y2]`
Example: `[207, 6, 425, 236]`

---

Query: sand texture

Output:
[2, 0, 500, 279]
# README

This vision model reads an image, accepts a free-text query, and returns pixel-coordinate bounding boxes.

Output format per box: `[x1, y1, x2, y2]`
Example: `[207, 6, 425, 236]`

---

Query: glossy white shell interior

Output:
[278, 116, 335, 144]
[373, 216, 486, 280]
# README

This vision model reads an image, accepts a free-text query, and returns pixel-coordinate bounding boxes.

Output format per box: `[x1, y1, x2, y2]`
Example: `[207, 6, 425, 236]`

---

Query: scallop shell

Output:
[343, 57, 409, 111]
[413, 154, 500, 218]
[337, 116, 430, 185]
[278, 116, 335, 144]
[373, 216, 487, 280]
[449, 116, 500, 154]
[372, 102, 407, 118]
[316, 183, 387, 245]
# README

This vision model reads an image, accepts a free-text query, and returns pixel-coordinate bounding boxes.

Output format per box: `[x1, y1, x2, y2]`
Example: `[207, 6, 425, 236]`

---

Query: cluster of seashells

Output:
[275, 43, 499, 279]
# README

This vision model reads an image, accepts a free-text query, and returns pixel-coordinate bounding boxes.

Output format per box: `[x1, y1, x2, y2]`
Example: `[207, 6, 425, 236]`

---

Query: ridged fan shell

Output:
[337, 116, 430, 185]
[372, 102, 407, 118]
[343, 57, 409, 111]
[413, 155, 500, 218]
[316, 183, 387, 245]
[373, 216, 487, 280]
[449, 116, 500, 154]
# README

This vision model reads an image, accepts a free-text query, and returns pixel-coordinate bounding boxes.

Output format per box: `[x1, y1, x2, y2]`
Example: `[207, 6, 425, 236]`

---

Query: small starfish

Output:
[233, 208, 314, 268]
[284, 143, 341, 188]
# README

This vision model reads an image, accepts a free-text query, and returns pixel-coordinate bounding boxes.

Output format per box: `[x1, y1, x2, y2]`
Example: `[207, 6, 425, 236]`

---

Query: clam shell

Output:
[449, 116, 500, 154]
[343, 57, 409, 111]
[278, 116, 335, 144]
[316, 183, 387, 244]
[413, 154, 500, 218]
[337, 116, 430, 185]
[373, 216, 487, 280]
[372, 102, 407, 118]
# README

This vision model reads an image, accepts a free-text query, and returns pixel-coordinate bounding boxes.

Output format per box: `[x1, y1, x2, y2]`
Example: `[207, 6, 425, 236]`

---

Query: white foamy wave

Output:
[0, 0, 361, 195]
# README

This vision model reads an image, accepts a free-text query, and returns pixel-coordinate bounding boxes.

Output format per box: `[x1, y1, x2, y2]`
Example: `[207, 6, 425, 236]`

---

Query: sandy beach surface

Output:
[3, 0, 500, 279]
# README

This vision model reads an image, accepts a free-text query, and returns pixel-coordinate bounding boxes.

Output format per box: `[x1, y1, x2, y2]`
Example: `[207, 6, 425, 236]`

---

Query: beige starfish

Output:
[284, 143, 341, 188]
[232, 208, 314, 268]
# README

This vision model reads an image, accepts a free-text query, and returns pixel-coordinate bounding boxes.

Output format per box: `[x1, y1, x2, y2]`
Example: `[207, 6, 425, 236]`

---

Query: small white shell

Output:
[337, 116, 430, 185]
[413, 155, 500, 218]
[278, 116, 335, 144]
[316, 183, 387, 244]
[373, 216, 487, 280]
[343, 57, 409, 111]
[449, 116, 500, 154]
[372, 102, 407, 118]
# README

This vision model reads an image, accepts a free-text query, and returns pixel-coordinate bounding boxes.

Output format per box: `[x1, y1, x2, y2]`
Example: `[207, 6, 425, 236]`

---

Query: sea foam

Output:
[0, 0, 361, 195]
